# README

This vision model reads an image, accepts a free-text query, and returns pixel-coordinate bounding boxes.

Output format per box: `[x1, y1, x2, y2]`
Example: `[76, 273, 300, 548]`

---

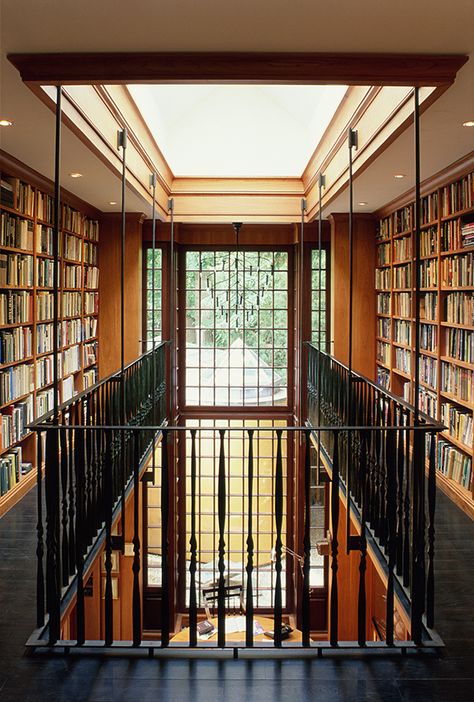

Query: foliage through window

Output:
[145, 248, 162, 350]
[311, 248, 327, 349]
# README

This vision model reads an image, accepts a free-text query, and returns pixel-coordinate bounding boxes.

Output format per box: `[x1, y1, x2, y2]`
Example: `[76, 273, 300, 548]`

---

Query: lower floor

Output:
[0, 486, 473, 702]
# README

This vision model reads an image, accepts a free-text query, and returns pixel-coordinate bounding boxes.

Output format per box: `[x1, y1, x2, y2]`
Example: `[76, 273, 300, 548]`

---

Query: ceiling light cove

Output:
[127, 84, 348, 178]
[462, 120, 474, 127]
[0, 119, 13, 127]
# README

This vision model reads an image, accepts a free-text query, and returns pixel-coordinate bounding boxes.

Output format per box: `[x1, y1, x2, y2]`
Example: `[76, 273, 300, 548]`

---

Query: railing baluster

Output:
[245, 429, 254, 648]
[103, 394, 114, 646]
[385, 413, 397, 646]
[396, 405, 405, 576]
[357, 389, 368, 647]
[45, 426, 60, 644]
[132, 430, 141, 646]
[217, 429, 226, 648]
[330, 430, 339, 647]
[403, 411, 411, 589]
[302, 429, 311, 647]
[36, 431, 45, 628]
[273, 429, 283, 648]
[161, 429, 170, 647]
[189, 429, 198, 647]
[411, 427, 426, 645]
[60, 411, 69, 587]
[74, 425, 86, 645]
[426, 431, 436, 629]
[67, 410, 76, 577]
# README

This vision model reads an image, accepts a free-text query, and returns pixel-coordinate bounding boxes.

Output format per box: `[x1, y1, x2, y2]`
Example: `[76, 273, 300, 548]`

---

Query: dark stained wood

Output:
[8, 52, 468, 87]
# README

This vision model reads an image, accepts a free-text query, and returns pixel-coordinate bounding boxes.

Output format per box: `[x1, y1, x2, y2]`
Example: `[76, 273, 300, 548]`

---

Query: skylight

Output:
[128, 84, 347, 178]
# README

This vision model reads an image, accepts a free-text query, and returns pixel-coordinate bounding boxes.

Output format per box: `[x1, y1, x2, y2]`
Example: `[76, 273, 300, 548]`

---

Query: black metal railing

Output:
[306, 343, 443, 646]
[31, 343, 166, 646]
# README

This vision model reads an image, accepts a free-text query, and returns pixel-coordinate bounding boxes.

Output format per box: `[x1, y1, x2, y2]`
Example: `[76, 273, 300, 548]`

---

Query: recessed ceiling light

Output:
[394, 174, 405, 179]
[358, 201, 368, 206]
[462, 120, 474, 127]
[109, 201, 117, 205]
[0, 119, 13, 127]
[69, 172, 83, 178]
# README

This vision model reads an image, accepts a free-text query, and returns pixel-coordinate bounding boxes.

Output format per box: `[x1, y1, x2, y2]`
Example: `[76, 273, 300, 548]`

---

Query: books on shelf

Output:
[402, 380, 411, 403]
[377, 293, 391, 315]
[63, 292, 82, 317]
[441, 173, 473, 216]
[0, 291, 32, 325]
[0, 177, 34, 217]
[420, 292, 438, 321]
[36, 258, 58, 288]
[35, 224, 54, 255]
[62, 375, 75, 402]
[441, 253, 473, 287]
[64, 263, 82, 288]
[83, 367, 97, 389]
[377, 242, 390, 265]
[36, 354, 55, 389]
[83, 341, 97, 367]
[395, 347, 411, 374]
[62, 318, 83, 346]
[36, 388, 55, 418]
[419, 354, 437, 390]
[83, 316, 97, 340]
[36, 192, 54, 224]
[0, 253, 33, 287]
[461, 220, 474, 250]
[0, 396, 33, 452]
[377, 366, 390, 390]
[84, 292, 98, 315]
[84, 241, 97, 265]
[445, 328, 474, 364]
[36, 291, 54, 321]
[375, 268, 391, 290]
[84, 266, 99, 289]
[0, 363, 34, 405]
[84, 219, 99, 242]
[0, 179, 14, 209]
[420, 259, 438, 288]
[420, 323, 437, 353]
[0, 447, 24, 496]
[393, 292, 411, 318]
[441, 402, 473, 449]
[0, 327, 32, 365]
[441, 219, 462, 252]
[1, 212, 34, 250]
[393, 236, 411, 262]
[441, 362, 473, 404]
[377, 317, 391, 340]
[393, 319, 411, 346]
[395, 205, 411, 233]
[36, 323, 54, 355]
[420, 226, 438, 257]
[63, 345, 81, 375]
[418, 387, 437, 419]
[437, 439, 472, 491]
[421, 192, 438, 224]
[393, 263, 411, 289]
[444, 292, 473, 326]
[62, 204, 83, 235]
[376, 341, 391, 366]
[64, 233, 82, 262]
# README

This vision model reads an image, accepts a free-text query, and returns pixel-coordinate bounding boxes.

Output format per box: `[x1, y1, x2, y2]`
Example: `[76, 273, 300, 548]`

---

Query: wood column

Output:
[329, 213, 376, 380]
[98, 212, 146, 377]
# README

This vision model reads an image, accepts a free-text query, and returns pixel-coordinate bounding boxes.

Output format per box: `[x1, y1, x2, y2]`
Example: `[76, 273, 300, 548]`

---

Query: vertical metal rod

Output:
[245, 429, 255, 647]
[118, 128, 128, 551]
[150, 174, 158, 486]
[168, 198, 175, 418]
[299, 197, 306, 420]
[330, 431, 340, 647]
[189, 429, 198, 647]
[426, 431, 436, 629]
[302, 430, 311, 646]
[217, 429, 226, 647]
[413, 88, 421, 425]
[36, 432, 45, 627]
[74, 426, 85, 646]
[273, 429, 284, 648]
[53, 86, 61, 421]
[161, 429, 170, 646]
[132, 432, 141, 647]
[346, 128, 358, 553]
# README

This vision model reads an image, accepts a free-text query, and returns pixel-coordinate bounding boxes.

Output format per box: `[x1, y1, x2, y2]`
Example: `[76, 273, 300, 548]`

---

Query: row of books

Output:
[461, 220, 474, 249]
[35, 354, 55, 388]
[420, 259, 438, 288]
[0, 253, 34, 287]
[84, 241, 98, 265]
[64, 233, 82, 261]
[377, 292, 391, 315]
[441, 402, 473, 449]
[437, 439, 472, 491]
[37, 192, 54, 224]
[444, 292, 473, 326]
[37, 292, 54, 321]
[63, 204, 83, 235]
[393, 292, 411, 317]
[395, 206, 411, 234]
[0, 397, 33, 452]
[84, 220, 99, 242]
[441, 254, 473, 287]
[0, 363, 34, 405]
[420, 227, 437, 257]
[62, 318, 83, 346]
[0, 212, 34, 250]
[83, 367, 98, 389]
[36, 258, 58, 288]
[441, 362, 473, 404]
[376, 367, 390, 390]
[0, 447, 33, 497]
[445, 328, 474, 364]
[0, 327, 32, 365]
[440, 173, 473, 217]
[85, 292, 99, 315]
[393, 319, 411, 345]
[83, 341, 97, 367]
[0, 291, 32, 325]
[375, 268, 391, 290]
[421, 192, 438, 224]
[377, 242, 390, 265]
[419, 354, 437, 390]
[420, 323, 437, 352]
[63, 292, 82, 317]
[402, 380, 411, 403]
[395, 347, 411, 374]
[393, 263, 411, 289]
[378, 217, 391, 240]
[84, 267, 99, 289]
[376, 341, 391, 366]
[37, 323, 54, 355]
[63, 345, 81, 375]
[420, 292, 438, 321]
[36, 388, 54, 418]
[0, 178, 34, 217]
[393, 236, 411, 262]
[441, 219, 463, 252]
[36, 224, 54, 255]
[377, 317, 391, 339]
[64, 264, 82, 288]
[418, 387, 437, 419]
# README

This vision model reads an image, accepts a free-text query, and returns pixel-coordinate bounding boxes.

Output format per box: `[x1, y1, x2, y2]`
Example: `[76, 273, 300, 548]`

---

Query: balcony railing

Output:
[27, 343, 443, 656]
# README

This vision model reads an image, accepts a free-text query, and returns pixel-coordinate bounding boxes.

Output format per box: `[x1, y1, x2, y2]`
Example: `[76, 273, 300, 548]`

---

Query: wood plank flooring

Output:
[0, 486, 473, 702]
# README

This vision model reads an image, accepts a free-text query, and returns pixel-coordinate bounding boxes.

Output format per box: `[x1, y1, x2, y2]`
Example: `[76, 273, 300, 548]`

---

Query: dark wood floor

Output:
[0, 486, 473, 702]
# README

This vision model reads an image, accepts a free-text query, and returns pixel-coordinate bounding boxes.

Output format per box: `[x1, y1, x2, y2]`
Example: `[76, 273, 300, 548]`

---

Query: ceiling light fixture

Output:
[394, 174, 405, 179]
[69, 172, 83, 178]
[0, 119, 13, 127]
[358, 201, 368, 206]
[109, 201, 117, 205]
[462, 120, 474, 127]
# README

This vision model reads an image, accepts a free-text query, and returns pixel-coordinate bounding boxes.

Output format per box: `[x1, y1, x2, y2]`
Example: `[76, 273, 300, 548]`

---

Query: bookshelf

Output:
[375, 160, 473, 518]
[0, 166, 100, 515]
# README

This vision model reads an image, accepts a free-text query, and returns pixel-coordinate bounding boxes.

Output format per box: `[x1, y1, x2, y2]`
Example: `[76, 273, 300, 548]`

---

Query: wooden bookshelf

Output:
[375, 159, 473, 519]
[0, 164, 100, 516]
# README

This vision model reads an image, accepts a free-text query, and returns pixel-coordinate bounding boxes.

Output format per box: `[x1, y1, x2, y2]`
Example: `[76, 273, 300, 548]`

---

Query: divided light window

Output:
[184, 250, 289, 407]
[145, 248, 162, 351]
[311, 248, 328, 350]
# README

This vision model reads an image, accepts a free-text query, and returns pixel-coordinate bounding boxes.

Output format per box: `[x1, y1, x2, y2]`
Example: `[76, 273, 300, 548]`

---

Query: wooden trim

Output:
[8, 52, 468, 86]
[376, 151, 474, 218]
[0, 149, 101, 219]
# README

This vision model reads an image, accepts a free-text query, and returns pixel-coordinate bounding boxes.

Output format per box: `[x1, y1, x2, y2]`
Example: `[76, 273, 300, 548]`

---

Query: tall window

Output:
[183, 250, 289, 406]
[311, 248, 328, 349]
[144, 247, 162, 350]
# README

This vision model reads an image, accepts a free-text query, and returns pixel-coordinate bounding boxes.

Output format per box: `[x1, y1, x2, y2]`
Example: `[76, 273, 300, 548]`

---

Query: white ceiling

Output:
[128, 84, 348, 178]
[0, 0, 473, 216]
